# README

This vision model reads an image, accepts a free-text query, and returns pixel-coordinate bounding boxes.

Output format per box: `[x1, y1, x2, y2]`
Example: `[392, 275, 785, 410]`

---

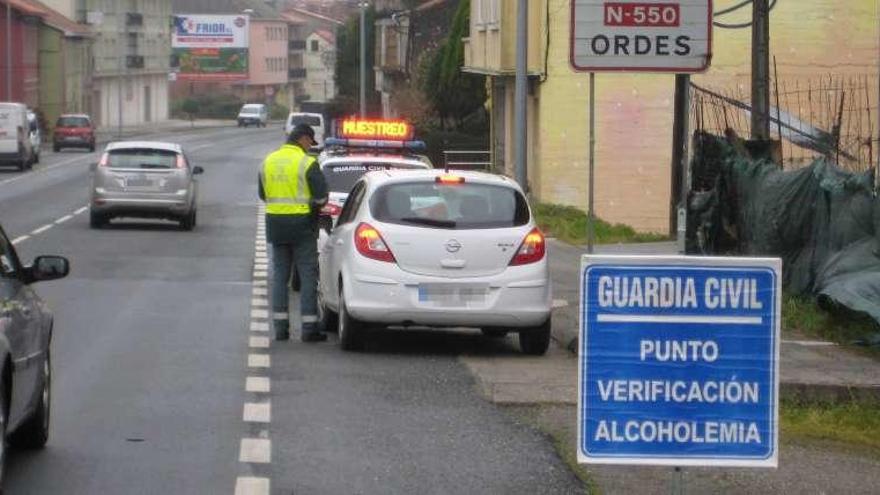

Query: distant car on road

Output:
[89, 141, 204, 230]
[26, 111, 41, 164]
[53, 114, 95, 152]
[237, 104, 268, 128]
[318, 170, 552, 355]
[0, 224, 70, 485]
[0, 102, 36, 171]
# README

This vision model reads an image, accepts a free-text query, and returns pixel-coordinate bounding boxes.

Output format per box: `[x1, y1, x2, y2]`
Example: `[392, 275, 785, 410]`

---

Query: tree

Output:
[181, 98, 199, 127]
[420, 0, 486, 129]
[332, 6, 380, 116]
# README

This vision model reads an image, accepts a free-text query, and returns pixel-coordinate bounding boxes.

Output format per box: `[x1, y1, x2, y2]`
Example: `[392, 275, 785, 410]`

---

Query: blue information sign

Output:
[578, 256, 780, 467]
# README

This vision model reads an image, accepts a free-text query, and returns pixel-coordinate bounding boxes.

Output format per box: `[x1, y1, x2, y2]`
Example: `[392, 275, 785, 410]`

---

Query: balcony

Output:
[289, 68, 307, 80]
[126, 13, 143, 27]
[288, 40, 307, 51]
[126, 55, 145, 69]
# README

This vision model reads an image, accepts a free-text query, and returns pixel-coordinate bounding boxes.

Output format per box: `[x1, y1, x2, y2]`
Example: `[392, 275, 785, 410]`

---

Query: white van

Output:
[237, 103, 268, 128]
[0, 102, 35, 171]
[285, 112, 324, 145]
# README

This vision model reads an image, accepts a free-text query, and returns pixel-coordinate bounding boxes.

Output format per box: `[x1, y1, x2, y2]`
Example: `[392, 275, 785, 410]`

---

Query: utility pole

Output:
[6, 1, 12, 100]
[750, 0, 770, 140]
[513, 0, 528, 189]
[359, 2, 368, 117]
[670, 74, 690, 241]
[117, 6, 124, 139]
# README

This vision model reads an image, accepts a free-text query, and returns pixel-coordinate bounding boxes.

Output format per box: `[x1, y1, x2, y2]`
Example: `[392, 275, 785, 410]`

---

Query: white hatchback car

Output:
[318, 169, 552, 355]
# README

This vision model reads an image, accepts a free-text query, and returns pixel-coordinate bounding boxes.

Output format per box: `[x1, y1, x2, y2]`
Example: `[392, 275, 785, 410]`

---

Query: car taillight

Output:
[176, 155, 186, 169]
[321, 203, 342, 217]
[97, 152, 109, 167]
[509, 228, 546, 266]
[355, 223, 395, 263]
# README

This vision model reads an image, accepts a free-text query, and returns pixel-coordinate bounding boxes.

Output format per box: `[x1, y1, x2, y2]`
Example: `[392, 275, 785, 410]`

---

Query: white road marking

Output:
[552, 299, 569, 309]
[248, 354, 270, 368]
[251, 298, 268, 307]
[253, 279, 267, 287]
[11, 235, 29, 245]
[243, 402, 271, 423]
[74, 206, 88, 215]
[31, 224, 53, 235]
[254, 257, 268, 264]
[252, 287, 268, 296]
[255, 248, 267, 254]
[254, 263, 268, 271]
[250, 309, 269, 319]
[250, 321, 269, 332]
[253, 270, 268, 279]
[249, 336, 270, 349]
[782, 339, 837, 347]
[235, 477, 270, 495]
[246, 376, 271, 393]
[55, 214, 74, 224]
[239, 438, 271, 463]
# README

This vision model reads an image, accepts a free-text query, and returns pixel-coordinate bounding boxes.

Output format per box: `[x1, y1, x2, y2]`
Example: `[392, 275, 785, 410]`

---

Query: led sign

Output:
[339, 119, 413, 140]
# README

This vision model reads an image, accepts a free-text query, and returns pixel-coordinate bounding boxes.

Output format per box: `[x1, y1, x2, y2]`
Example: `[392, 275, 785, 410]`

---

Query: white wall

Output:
[304, 33, 335, 103]
[95, 74, 169, 128]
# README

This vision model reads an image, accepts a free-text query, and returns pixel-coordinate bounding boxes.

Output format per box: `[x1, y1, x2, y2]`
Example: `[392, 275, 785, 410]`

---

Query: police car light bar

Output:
[324, 137, 427, 152]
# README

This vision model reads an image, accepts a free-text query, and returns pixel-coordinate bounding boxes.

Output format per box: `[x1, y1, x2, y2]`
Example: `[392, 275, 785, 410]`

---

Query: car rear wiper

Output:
[398, 217, 457, 228]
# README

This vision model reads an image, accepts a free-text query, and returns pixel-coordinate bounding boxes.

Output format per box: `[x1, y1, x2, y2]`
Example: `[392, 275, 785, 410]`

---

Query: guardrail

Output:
[442, 150, 492, 171]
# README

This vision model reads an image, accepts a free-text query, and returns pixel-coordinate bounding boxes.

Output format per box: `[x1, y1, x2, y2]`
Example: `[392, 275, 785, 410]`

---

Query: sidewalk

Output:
[461, 239, 880, 405]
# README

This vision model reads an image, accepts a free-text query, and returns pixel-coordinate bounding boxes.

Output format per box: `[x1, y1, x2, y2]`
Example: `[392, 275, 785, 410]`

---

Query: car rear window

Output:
[107, 149, 178, 169]
[289, 115, 321, 127]
[370, 181, 530, 229]
[56, 117, 90, 127]
[323, 163, 426, 194]
[241, 106, 262, 114]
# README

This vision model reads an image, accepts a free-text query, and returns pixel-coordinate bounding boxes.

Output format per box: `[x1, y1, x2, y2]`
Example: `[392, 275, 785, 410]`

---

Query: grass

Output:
[782, 295, 880, 352]
[533, 203, 668, 245]
[781, 399, 880, 457]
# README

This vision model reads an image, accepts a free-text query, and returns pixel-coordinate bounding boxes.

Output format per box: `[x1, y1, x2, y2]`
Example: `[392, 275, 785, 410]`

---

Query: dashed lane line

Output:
[251, 298, 268, 308]
[30, 224, 53, 235]
[248, 354, 270, 369]
[246, 376, 271, 393]
[252, 287, 268, 297]
[249, 336, 270, 349]
[74, 206, 88, 215]
[11, 235, 29, 245]
[239, 438, 271, 463]
[250, 309, 269, 319]
[250, 321, 269, 332]
[235, 476, 270, 495]
[55, 214, 73, 224]
[243, 402, 271, 423]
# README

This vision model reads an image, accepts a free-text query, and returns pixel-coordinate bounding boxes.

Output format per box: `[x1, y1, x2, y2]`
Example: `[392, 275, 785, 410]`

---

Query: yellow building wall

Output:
[533, 0, 879, 234]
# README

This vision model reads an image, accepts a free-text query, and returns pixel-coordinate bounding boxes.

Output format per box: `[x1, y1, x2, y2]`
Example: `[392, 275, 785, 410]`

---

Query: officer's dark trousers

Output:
[271, 233, 319, 337]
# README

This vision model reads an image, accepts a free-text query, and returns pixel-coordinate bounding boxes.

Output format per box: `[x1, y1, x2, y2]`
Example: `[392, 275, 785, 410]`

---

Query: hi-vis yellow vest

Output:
[261, 144, 314, 215]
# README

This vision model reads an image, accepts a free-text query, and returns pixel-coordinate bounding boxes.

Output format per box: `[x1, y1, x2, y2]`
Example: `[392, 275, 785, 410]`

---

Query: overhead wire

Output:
[713, 0, 778, 29]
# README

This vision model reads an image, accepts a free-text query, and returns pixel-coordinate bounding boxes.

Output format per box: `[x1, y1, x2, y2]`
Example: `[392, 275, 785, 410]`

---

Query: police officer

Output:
[259, 124, 329, 342]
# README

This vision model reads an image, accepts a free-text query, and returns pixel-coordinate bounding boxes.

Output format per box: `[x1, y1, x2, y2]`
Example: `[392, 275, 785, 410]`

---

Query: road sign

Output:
[570, 0, 713, 72]
[578, 255, 780, 467]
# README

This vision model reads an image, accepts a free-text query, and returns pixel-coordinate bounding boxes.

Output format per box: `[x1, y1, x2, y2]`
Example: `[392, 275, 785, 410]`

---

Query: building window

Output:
[127, 32, 138, 53]
[311, 40, 319, 52]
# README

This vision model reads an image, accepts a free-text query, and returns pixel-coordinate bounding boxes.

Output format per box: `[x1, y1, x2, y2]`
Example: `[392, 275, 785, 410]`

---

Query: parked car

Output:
[89, 141, 204, 230]
[0, 102, 36, 171]
[26, 111, 41, 164]
[318, 170, 552, 355]
[53, 114, 95, 152]
[285, 112, 324, 143]
[237, 104, 268, 128]
[0, 224, 70, 484]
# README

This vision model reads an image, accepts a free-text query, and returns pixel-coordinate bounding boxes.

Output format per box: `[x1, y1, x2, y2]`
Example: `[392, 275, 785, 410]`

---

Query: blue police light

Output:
[324, 137, 427, 152]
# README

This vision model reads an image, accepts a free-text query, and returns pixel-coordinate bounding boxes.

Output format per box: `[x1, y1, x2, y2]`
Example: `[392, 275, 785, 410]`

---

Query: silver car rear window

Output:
[370, 181, 530, 229]
[289, 116, 321, 127]
[107, 149, 177, 169]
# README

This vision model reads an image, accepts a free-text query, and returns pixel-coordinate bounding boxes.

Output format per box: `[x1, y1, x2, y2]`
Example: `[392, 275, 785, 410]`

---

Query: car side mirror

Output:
[193, 166, 204, 175]
[28, 256, 70, 283]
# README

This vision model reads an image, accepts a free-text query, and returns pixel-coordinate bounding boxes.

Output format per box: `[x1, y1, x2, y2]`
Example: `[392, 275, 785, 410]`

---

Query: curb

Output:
[780, 382, 880, 404]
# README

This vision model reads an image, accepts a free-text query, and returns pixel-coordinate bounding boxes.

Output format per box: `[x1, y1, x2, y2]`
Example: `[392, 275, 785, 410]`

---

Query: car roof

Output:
[241, 103, 264, 108]
[363, 169, 520, 190]
[105, 141, 183, 153]
[321, 154, 431, 168]
[58, 113, 91, 119]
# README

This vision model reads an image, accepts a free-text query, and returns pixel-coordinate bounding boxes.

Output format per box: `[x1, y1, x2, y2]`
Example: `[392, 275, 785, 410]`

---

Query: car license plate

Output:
[125, 176, 155, 188]
[418, 283, 488, 306]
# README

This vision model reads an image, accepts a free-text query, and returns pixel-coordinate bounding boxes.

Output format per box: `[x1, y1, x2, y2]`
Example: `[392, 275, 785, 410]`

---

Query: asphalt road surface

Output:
[0, 125, 583, 494]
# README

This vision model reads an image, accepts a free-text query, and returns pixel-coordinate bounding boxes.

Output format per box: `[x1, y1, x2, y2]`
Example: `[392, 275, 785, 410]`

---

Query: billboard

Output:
[172, 15, 250, 81]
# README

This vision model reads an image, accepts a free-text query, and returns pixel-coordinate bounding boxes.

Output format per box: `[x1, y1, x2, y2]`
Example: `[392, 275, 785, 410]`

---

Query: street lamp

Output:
[242, 9, 254, 103]
[358, 1, 369, 117]
[5, 1, 11, 100]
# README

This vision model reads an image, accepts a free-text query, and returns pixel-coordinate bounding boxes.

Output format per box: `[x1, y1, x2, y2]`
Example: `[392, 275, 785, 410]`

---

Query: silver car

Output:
[89, 141, 204, 230]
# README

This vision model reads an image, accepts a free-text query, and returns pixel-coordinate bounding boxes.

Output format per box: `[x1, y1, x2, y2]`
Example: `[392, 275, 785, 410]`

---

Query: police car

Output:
[317, 119, 433, 228]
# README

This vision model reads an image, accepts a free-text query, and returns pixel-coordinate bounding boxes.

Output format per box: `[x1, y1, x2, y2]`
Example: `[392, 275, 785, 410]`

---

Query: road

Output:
[0, 125, 583, 494]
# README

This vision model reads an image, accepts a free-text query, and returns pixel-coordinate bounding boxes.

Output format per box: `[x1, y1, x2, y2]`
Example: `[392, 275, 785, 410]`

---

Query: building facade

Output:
[0, 0, 43, 106]
[78, 0, 171, 127]
[463, 0, 880, 233]
[303, 29, 334, 103]
[239, 16, 289, 105]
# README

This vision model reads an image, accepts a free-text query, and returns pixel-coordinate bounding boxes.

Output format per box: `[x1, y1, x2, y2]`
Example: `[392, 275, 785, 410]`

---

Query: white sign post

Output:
[570, 0, 713, 72]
